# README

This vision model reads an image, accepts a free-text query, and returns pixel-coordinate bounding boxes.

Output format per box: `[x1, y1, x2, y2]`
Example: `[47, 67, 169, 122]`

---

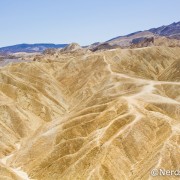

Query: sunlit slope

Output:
[0, 46, 180, 180]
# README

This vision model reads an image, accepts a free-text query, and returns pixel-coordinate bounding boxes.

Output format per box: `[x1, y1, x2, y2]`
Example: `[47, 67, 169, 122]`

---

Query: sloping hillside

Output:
[0, 46, 179, 179]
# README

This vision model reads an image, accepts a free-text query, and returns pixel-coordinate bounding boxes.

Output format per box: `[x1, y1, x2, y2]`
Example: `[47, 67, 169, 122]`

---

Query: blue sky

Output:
[0, 0, 180, 47]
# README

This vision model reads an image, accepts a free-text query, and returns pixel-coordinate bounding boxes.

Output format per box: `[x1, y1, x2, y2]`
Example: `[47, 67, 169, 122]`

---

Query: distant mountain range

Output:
[105, 21, 180, 47]
[0, 43, 68, 54]
[149, 21, 180, 39]
[0, 21, 180, 53]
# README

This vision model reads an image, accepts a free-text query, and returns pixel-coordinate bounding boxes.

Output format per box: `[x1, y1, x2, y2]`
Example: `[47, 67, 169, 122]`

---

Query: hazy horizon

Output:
[1, 0, 180, 47]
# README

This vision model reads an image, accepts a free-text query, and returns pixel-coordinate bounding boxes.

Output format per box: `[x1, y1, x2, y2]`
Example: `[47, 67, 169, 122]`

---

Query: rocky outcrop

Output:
[131, 37, 154, 48]
[61, 43, 82, 52]
[90, 42, 120, 52]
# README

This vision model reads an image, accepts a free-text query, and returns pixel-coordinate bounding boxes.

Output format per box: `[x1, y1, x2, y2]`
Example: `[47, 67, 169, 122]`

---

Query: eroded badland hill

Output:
[0, 46, 180, 180]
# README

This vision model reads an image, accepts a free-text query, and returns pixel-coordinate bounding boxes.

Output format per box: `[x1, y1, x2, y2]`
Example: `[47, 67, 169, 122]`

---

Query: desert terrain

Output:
[0, 45, 179, 179]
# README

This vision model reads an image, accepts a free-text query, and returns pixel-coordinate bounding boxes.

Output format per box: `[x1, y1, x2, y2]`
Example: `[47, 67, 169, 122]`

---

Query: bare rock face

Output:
[131, 37, 155, 48]
[130, 36, 180, 49]
[90, 43, 120, 52]
[0, 46, 180, 179]
[61, 43, 82, 52]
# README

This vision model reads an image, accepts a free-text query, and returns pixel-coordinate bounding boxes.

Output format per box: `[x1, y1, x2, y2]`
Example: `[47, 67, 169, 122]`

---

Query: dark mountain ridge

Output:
[107, 21, 180, 43]
[0, 43, 68, 54]
[90, 21, 180, 50]
[149, 21, 180, 36]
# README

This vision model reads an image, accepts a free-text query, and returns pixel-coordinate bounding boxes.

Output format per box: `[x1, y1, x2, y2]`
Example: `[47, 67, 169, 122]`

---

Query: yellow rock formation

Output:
[0, 46, 180, 179]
